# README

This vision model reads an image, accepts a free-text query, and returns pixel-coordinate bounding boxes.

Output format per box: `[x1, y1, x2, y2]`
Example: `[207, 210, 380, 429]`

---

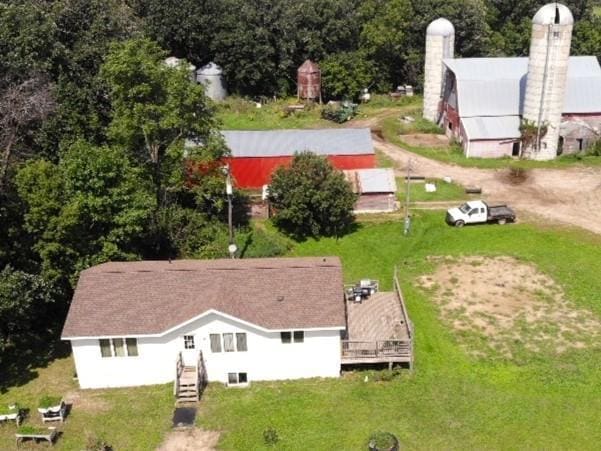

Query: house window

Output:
[210, 334, 222, 353]
[99, 338, 138, 357]
[126, 338, 139, 356]
[228, 372, 248, 385]
[113, 338, 126, 357]
[223, 333, 235, 352]
[236, 333, 248, 352]
[281, 331, 304, 343]
[293, 331, 304, 343]
[577, 138, 584, 151]
[280, 331, 292, 343]
[184, 335, 195, 350]
[99, 339, 112, 358]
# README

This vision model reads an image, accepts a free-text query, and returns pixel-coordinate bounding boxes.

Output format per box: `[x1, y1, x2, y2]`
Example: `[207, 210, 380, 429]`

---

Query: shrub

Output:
[368, 431, 398, 450]
[268, 152, 357, 239]
[263, 427, 279, 446]
[85, 435, 113, 451]
[586, 139, 601, 156]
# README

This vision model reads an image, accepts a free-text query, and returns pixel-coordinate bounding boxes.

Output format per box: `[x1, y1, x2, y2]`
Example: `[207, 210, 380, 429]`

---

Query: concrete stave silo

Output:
[423, 18, 455, 123]
[196, 62, 227, 101]
[522, 3, 573, 160]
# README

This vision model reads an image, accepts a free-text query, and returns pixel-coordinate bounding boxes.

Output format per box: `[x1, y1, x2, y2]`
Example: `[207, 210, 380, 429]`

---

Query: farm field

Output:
[198, 211, 601, 450]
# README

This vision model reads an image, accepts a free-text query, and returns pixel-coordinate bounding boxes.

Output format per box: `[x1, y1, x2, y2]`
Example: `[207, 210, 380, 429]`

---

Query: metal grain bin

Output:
[196, 62, 227, 101]
[297, 59, 321, 102]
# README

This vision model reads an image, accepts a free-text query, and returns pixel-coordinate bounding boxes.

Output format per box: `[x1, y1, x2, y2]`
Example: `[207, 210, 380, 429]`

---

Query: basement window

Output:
[228, 372, 248, 385]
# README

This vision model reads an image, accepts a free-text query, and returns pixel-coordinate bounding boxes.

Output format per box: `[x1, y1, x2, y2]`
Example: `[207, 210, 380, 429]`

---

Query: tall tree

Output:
[16, 140, 154, 287]
[100, 38, 228, 255]
[0, 76, 56, 189]
[0, 266, 53, 358]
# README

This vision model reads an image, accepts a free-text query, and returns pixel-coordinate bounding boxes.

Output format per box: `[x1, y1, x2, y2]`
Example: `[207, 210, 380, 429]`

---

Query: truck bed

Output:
[488, 205, 515, 219]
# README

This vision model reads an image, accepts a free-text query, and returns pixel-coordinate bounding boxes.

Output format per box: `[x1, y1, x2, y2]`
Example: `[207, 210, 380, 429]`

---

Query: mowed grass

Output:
[398, 178, 468, 202]
[199, 211, 601, 450]
[381, 116, 601, 169]
[0, 356, 173, 450]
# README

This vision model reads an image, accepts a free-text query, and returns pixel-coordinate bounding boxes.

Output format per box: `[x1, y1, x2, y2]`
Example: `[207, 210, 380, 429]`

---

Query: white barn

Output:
[61, 258, 346, 390]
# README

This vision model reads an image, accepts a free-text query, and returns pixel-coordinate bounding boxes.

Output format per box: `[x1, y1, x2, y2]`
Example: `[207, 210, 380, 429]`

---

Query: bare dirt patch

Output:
[373, 135, 601, 235]
[401, 133, 449, 148]
[157, 428, 220, 451]
[417, 256, 601, 359]
[64, 390, 110, 413]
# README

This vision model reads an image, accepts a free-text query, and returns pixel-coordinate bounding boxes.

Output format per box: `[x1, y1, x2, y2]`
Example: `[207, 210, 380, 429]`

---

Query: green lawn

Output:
[4, 212, 601, 449]
[381, 116, 601, 169]
[199, 212, 601, 450]
[0, 357, 173, 450]
[397, 178, 468, 202]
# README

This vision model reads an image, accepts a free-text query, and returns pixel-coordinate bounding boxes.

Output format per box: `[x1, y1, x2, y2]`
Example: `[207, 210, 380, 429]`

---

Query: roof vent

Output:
[277, 296, 285, 302]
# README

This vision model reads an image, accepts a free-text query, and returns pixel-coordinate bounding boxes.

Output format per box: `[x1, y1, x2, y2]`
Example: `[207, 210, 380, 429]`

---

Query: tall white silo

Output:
[522, 3, 573, 160]
[423, 18, 455, 123]
[196, 62, 227, 101]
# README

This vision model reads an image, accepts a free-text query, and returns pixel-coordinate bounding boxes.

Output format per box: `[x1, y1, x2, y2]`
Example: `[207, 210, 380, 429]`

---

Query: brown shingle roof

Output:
[61, 257, 345, 338]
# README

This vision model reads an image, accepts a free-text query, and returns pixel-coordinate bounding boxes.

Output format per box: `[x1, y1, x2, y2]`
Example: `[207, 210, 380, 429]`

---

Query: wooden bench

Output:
[15, 427, 57, 447]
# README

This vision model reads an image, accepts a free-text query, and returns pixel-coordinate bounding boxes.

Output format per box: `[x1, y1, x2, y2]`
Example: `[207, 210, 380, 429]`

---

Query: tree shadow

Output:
[0, 336, 70, 394]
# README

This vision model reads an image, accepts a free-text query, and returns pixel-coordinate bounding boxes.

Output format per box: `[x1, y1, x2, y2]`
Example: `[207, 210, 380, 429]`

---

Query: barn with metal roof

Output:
[222, 128, 375, 188]
[440, 56, 601, 158]
[425, 3, 601, 160]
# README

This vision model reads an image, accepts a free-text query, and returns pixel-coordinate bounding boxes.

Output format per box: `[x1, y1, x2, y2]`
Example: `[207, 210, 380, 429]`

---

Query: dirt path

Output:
[374, 136, 601, 235]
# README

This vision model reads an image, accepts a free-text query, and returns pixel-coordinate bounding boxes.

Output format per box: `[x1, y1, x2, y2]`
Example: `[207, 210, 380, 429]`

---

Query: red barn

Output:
[222, 128, 375, 189]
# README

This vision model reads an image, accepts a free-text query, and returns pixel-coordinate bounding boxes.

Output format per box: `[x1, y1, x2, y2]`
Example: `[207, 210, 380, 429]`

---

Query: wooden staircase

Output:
[174, 351, 206, 404]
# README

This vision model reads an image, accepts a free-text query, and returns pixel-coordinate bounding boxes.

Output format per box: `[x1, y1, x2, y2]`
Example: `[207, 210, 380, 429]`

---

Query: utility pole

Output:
[225, 164, 237, 258]
[404, 158, 412, 236]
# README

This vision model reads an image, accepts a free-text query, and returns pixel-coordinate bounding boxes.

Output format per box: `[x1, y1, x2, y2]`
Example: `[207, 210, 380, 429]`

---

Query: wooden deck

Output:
[341, 271, 413, 367]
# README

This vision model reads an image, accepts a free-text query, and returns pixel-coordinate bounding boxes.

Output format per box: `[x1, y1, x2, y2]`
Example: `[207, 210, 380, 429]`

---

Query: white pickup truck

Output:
[446, 200, 516, 227]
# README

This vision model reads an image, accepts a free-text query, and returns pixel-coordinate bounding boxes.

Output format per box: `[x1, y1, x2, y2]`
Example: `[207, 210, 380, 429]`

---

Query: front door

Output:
[181, 334, 198, 367]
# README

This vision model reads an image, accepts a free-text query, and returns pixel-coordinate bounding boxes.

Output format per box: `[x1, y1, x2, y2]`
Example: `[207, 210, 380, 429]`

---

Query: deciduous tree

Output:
[268, 152, 356, 239]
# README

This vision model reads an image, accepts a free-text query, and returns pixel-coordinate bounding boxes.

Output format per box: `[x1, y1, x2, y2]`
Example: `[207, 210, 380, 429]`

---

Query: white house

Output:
[61, 257, 346, 389]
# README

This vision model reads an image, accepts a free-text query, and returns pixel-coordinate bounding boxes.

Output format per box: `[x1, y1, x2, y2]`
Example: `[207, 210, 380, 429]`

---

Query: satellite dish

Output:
[228, 244, 237, 255]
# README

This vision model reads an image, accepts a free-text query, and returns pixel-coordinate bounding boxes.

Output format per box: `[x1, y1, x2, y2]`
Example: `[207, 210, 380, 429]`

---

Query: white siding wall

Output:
[467, 140, 514, 158]
[71, 312, 343, 389]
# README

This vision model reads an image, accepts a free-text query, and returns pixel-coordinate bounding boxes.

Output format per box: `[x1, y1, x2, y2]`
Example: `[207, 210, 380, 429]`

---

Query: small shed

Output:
[344, 168, 398, 213]
[196, 62, 227, 101]
[297, 60, 322, 103]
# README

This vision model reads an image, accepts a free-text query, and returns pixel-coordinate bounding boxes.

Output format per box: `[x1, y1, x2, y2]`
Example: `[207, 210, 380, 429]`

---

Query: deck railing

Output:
[341, 271, 414, 367]
[394, 267, 414, 368]
[341, 340, 412, 359]
[174, 351, 183, 396]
